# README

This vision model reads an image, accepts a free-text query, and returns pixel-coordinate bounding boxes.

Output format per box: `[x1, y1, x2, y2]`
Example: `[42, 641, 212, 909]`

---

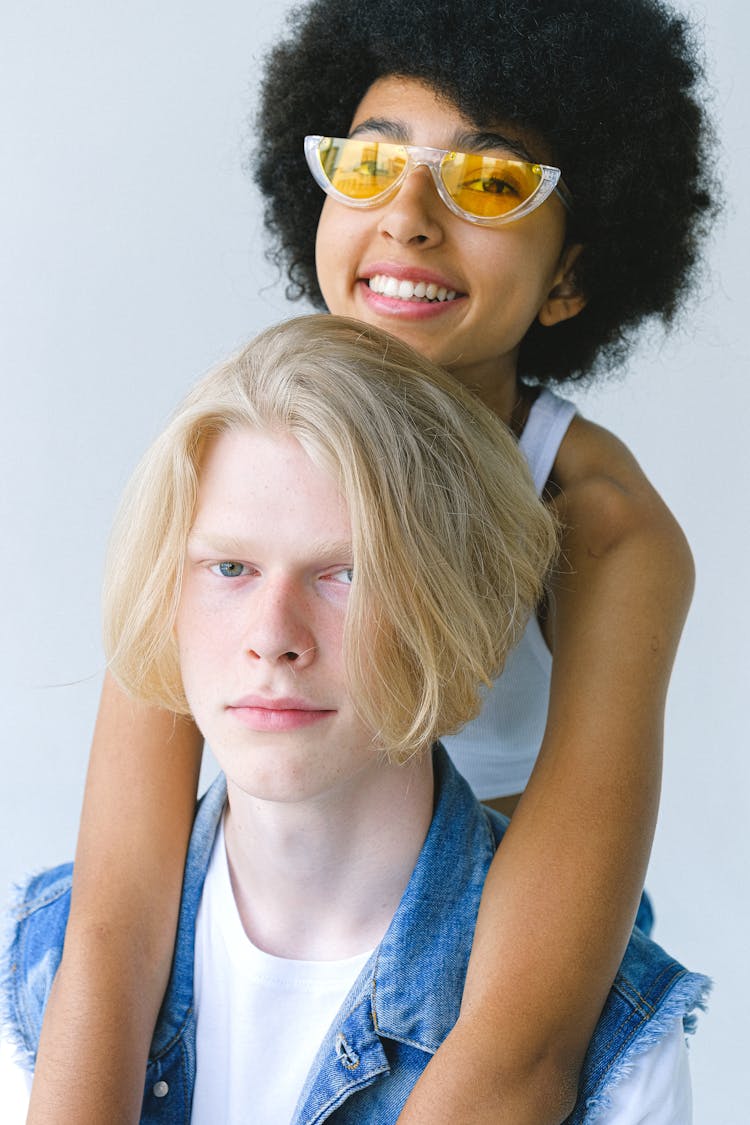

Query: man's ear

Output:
[538, 243, 587, 327]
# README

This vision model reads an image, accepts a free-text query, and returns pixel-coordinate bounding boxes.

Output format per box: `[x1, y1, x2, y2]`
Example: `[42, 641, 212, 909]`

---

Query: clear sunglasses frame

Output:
[304, 134, 572, 227]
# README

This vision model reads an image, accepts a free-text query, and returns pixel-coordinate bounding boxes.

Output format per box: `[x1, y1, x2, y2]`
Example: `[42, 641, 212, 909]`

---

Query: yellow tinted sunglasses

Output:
[304, 135, 572, 226]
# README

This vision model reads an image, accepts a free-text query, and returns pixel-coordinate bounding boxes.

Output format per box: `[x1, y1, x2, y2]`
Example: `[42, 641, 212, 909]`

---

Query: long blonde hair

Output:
[104, 315, 558, 762]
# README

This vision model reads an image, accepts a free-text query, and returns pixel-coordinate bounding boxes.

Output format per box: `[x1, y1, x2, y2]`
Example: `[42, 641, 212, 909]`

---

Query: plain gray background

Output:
[1, 1, 746, 1120]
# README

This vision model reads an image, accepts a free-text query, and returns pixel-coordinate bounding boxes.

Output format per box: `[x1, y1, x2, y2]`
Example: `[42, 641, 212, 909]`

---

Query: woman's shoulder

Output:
[551, 412, 693, 582]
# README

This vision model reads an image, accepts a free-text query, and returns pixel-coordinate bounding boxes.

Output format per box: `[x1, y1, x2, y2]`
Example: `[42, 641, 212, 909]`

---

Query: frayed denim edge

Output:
[0, 873, 52, 1074]
[0, 868, 71, 1071]
[582, 972, 712, 1123]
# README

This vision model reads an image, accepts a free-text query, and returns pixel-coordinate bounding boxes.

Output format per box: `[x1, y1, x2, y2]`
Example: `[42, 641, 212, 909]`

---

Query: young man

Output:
[2, 317, 708, 1122]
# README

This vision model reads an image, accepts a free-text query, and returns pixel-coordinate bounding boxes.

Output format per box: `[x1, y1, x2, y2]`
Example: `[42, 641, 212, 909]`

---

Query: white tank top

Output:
[442, 389, 577, 799]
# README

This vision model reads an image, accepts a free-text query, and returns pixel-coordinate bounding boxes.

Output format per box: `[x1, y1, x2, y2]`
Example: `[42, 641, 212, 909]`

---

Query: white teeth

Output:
[367, 274, 458, 303]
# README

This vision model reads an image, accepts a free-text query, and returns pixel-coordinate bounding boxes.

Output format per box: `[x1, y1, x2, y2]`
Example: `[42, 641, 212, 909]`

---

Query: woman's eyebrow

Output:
[456, 130, 535, 162]
[349, 117, 409, 142]
[348, 120, 535, 162]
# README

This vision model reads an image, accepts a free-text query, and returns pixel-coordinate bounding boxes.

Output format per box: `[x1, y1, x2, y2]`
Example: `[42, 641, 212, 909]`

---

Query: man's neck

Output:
[222, 753, 435, 960]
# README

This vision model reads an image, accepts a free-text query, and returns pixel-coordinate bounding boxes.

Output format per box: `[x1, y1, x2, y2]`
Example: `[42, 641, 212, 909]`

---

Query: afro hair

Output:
[255, 0, 716, 384]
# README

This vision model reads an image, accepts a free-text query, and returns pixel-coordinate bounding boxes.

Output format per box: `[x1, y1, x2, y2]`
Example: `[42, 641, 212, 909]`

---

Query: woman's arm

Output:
[396, 417, 695, 1124]
[27, 672, 203, 1125]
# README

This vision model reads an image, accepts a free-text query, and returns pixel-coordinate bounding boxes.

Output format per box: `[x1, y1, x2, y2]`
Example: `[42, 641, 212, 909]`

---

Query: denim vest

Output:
[3, 747, 709, 1123]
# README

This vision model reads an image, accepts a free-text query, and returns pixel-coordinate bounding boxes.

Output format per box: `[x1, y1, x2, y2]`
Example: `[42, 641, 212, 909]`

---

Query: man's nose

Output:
[243, 578, 317, 668]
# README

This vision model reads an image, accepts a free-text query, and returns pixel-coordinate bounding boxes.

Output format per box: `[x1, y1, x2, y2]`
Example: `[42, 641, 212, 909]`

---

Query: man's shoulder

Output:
[10, 864, 73, 915]
[571, 929, 710, 1122]
[611, 927, 711, 1032]
[2, 863, 73, 1069]
[434, 749, 710, 1124]
[5, 862, 74, 964]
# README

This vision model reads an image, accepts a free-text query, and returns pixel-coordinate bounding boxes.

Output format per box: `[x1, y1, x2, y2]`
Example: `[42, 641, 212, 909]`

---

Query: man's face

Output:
[175, 426, 381, 806]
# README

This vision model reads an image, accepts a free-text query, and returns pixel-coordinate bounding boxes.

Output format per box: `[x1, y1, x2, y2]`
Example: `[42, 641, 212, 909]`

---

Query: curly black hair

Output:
[255, 0, 715, 384]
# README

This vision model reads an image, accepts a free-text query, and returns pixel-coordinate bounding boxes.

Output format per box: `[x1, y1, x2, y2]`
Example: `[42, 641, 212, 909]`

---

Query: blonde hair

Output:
[104, 315, 558, 762]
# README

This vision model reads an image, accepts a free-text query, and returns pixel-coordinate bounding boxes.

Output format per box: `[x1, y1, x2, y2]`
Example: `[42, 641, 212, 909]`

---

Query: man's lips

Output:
[227, 695, 335, 732]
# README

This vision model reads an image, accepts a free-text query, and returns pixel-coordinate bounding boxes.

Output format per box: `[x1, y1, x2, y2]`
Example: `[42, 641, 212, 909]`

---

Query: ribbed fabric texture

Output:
[442, 389, 576, 799]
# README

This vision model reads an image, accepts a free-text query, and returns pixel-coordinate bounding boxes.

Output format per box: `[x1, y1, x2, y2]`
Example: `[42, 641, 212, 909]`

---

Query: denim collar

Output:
[150, 746, 501, 1110]
[364, 746, 497, 1048]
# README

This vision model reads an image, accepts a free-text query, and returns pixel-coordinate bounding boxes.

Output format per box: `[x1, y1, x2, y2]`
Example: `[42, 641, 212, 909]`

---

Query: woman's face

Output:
[315, 76, 583, 400]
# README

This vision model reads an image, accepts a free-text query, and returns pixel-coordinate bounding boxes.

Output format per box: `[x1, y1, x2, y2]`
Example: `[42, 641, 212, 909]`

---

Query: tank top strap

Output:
[518, 388, 577, 495]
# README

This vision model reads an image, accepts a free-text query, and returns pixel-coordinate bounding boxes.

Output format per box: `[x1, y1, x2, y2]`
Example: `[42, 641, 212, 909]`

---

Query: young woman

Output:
[28, 1, 715, 1121]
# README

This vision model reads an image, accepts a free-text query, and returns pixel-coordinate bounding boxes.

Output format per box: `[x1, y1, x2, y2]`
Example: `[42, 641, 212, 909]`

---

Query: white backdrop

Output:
[0, 2, 746, 1120]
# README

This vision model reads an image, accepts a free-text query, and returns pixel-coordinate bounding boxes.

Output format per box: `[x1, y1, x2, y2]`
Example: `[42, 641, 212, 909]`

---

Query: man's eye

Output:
[211, 561, 247, 578]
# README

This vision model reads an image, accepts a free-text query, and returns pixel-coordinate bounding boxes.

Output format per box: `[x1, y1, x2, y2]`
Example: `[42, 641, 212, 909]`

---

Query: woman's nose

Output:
[244, 579, 317, 669]
[376, 164, 445, 247]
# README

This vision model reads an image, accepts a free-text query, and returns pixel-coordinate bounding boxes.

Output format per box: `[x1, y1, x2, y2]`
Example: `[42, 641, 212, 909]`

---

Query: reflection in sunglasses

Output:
[306, 136, 570, 226]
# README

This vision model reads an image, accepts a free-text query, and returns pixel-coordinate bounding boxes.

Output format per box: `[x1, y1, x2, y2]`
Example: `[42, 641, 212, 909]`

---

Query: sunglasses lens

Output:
[317, 138, 407, 201]
[441, 153, 544, 218]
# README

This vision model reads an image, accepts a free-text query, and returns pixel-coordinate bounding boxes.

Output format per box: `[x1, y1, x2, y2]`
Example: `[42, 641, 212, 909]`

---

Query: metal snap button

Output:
[153, 1080, 169, 1098]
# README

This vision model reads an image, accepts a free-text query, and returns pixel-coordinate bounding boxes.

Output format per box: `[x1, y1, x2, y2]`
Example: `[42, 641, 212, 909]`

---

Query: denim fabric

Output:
[635, 889, 655, 937]
[3, 747, 709, 1124]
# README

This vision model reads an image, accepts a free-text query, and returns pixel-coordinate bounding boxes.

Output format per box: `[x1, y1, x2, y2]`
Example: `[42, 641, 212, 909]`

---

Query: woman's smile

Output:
[315, 76, 578, 399]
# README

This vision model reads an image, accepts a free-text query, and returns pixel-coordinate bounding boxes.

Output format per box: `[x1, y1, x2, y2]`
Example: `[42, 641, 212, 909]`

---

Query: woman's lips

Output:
[358, 278, 466, 319]
[368, 274, 458, 302]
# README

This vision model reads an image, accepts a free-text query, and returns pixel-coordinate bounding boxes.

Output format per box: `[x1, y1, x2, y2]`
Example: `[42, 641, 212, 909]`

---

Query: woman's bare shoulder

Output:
[552, 412, 693, 577]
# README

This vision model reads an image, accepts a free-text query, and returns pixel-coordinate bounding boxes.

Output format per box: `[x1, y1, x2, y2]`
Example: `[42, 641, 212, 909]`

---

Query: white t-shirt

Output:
[0, 1034, 32, 1119]
[190, 819, 373, 1124]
